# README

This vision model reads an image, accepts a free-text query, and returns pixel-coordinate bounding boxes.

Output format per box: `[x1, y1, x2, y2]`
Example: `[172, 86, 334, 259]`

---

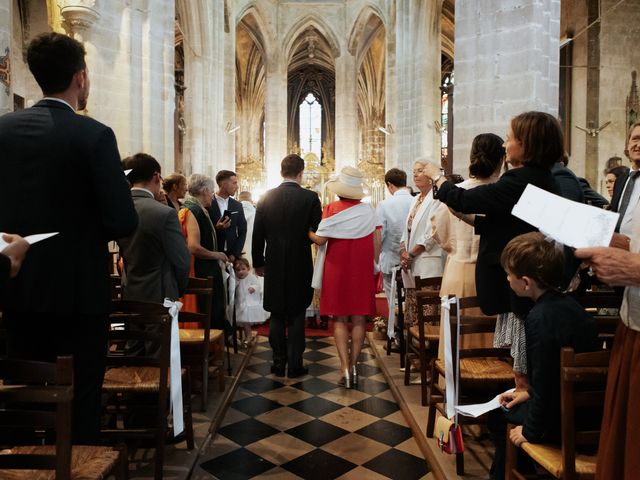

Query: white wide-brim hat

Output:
[326, 166, 368, 200]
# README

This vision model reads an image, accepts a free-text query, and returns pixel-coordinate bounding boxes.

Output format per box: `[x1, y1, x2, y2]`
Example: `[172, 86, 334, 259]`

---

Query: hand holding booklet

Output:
[511, 184, 618, 248]
[455, 388, 515, 418]
[0, 232, 59, 252]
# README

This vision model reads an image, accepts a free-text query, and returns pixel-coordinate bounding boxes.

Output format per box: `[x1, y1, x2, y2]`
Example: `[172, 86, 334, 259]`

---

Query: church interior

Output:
[1, 0, 639, 479]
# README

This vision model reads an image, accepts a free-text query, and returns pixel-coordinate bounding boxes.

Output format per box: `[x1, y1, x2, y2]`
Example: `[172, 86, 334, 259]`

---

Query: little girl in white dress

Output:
[233, 258, 267, 347]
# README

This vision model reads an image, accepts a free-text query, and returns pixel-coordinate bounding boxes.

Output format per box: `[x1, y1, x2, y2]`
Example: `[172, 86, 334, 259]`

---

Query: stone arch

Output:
[235, 8, 267, 187]
[235, 3, 273, 58]
[348, 5, 386, 57]
[283, 15, 341, 63]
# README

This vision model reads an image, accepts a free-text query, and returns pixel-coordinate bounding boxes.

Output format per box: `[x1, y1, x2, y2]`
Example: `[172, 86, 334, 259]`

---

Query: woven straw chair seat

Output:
[521, 442, 597, 478]
[179, 328, 224, 343]
[0, 445, 120, 480]
[408, 325, 439, 346]
[102, 366, 186, 392]
[435, 357, 512, 384]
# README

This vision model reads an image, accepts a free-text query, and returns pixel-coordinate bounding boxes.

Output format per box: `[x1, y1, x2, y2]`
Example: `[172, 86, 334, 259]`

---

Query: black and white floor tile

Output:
[194, 336, 431, 480]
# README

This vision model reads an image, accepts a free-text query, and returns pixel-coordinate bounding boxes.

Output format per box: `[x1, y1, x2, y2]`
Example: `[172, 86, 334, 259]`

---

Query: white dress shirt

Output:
[376, 188, 414, 274]
[622, 209, 640, 332]
[215, 194, 230, 216]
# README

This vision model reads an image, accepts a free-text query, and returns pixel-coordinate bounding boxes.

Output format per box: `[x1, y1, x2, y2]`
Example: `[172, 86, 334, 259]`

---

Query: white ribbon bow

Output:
[441, 295, 460, 422]
[163, 298, 184, 436]
[386, 267, 399, 339]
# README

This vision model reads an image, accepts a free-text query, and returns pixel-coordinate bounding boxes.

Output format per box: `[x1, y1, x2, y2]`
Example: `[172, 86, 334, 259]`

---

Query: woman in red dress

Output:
[310, 166, 381, 388]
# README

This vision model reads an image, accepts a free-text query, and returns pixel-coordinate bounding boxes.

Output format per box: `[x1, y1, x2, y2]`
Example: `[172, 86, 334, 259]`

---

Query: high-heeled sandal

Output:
[351, 364, 358, 386]
[337, 368, 352, 389]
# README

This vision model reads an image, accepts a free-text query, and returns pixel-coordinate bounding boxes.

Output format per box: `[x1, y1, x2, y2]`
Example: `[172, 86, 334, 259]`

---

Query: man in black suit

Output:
[252, 155, 322, 377]
[609, 122, 640, 249]
[208, 170, 247, 262]
[0, 33, 138, 443]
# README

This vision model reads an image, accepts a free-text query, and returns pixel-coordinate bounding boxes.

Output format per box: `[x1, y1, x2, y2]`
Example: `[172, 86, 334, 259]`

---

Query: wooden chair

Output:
[110, 274, 122, 301]
[386, 272, 406, 368]
[0, 356, 126, 480]
[102, 300, 194, 480]
[506, 347, 610, 480]
[577, 291, 622, 349]
[427, 296, 514, 475]
[404, 283, 442, 406]
[178, 277, 225, 411]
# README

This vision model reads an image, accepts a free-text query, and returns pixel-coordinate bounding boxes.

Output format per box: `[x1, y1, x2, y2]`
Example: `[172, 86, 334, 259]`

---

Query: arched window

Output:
[299, 93, 322, 158]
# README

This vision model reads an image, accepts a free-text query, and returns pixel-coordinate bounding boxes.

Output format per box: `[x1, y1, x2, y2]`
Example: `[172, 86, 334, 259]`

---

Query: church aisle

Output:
[194, 336, 432, 479]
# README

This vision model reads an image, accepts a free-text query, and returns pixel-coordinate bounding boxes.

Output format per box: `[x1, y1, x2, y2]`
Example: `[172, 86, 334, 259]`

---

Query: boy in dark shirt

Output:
[488, 232, 599, 480]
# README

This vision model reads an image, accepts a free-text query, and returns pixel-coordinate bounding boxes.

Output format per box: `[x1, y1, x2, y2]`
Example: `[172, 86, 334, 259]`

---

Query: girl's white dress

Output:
[235, 273, 268, 325]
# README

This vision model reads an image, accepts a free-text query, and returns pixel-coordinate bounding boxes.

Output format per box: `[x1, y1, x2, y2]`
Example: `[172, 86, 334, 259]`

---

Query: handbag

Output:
[435, 415, 465, 454]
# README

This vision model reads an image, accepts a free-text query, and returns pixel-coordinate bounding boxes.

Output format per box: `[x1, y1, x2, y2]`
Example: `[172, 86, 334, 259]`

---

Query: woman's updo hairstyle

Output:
[468, 133, 505, 178]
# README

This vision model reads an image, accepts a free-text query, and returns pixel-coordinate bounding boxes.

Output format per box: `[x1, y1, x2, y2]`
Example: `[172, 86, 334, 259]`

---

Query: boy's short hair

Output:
[500, 232, 564, 290]
[234, 257, 251, 270]
[384, 168, 407, 187]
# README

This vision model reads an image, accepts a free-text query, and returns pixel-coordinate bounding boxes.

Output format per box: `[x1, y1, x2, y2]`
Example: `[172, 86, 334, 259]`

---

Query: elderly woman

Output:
[163, 173, 188, 210]
[179, 174, 229, 333]
[423, 111, 561, 386]
[400, 159, 446, 327]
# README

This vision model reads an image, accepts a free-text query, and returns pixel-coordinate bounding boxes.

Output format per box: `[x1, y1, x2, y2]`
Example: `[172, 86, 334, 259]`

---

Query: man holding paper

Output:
[0, 33, 137, 443]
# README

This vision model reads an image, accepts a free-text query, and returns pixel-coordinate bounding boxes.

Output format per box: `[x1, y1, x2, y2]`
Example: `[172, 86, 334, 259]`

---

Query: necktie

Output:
[615, 170, 640, 231]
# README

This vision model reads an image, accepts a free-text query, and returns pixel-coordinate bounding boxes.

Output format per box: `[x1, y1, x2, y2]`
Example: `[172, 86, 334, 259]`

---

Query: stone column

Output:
[395, 0, 442, 175]
[453, 0, 560, 173]
[263, 54, 288, 187]
[0, 0, 12, 115]
[334, 48, 358, 171]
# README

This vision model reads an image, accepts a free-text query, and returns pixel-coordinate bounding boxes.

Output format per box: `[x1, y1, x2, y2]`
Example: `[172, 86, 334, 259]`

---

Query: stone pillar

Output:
[334, 49, 358, 171]
[0, 0, 11, 115]
[395, 0, 442, 176]
[385, 8, 398, 169]
[453, 0, 560, 173]
[263, 55, 287, 187]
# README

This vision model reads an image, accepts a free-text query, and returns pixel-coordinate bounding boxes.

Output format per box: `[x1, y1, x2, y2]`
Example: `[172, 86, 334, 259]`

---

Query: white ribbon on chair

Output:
[387, 267, 399, 339]
[441, 295, 460, 421]
[163, 298, 184, 436]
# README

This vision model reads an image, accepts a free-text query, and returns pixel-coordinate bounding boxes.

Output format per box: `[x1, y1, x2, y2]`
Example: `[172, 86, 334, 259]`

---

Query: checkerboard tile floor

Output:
[195, 336, 431, 479]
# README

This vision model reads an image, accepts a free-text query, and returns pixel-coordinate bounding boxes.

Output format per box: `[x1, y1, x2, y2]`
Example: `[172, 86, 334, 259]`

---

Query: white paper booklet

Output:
[0, 232, 59, 252]
[455, 388, 515, 418]
[512, 184, 618, 248]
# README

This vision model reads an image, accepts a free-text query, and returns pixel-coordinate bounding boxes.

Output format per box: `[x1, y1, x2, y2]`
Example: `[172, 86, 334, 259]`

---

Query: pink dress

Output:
[319, 199, 377, 316]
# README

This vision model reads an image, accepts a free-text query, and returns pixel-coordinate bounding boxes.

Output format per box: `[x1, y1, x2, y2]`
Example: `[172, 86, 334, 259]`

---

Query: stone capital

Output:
[58, 0, 100, 34]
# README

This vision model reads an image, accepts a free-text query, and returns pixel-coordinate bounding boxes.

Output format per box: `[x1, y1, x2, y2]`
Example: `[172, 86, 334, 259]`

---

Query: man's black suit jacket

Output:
[609, 172, 630, 213]
[252, 182, 322, 315]
[0, 100, 138, 314]
[208, 196, 247, 259]
[435, 166, 558, 316]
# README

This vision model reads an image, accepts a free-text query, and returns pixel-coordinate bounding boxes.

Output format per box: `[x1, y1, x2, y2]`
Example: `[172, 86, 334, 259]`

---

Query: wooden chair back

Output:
[0, 356, 74, 479]
[577, 291, 622, 348]
[103, 300, 172, 480]
[560, 347, 609, 478]
[449, 296, 511, 365]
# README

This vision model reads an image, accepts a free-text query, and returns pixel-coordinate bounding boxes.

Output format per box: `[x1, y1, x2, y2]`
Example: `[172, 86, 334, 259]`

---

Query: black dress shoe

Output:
[270, 365, 286, 377]
[287, 366, 309, 378]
